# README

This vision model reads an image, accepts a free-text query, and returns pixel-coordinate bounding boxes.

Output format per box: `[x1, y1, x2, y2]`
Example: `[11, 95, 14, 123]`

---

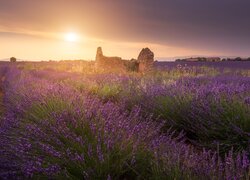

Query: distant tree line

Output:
[176, 57, 250, 62]
[221, 57, 250, 61]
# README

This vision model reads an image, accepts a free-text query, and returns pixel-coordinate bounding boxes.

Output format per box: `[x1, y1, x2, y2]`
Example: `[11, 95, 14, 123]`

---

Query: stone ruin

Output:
[95, 47, 123, 67]
[137, 48, 154, 72]
[95, 47, 154, 72]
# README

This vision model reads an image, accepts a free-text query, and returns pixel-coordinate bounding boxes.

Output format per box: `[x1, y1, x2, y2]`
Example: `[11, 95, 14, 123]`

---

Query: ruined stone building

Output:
[95, 47, 154, 72]
[137, 48, 154, 72]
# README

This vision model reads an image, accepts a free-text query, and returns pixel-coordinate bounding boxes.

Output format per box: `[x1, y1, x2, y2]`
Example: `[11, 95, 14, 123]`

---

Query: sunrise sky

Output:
[0, 0, 250, 61]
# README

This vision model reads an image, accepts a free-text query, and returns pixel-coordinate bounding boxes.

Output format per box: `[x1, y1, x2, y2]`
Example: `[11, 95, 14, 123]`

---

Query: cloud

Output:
[0, 0, 250, 56]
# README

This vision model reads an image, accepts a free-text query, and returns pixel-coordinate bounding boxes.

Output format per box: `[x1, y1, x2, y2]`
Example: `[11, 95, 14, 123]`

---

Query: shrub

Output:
[10, 57, 17, 62]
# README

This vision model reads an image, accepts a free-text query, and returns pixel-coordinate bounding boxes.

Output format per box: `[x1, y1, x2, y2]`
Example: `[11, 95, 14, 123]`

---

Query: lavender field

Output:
[0, 61, 250, 179]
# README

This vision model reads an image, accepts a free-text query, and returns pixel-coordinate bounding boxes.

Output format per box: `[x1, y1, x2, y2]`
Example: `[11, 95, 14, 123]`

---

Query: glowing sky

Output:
[0, 0, 250, 61]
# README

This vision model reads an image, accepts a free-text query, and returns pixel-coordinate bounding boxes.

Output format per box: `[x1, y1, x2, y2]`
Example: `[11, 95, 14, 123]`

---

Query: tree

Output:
[10, 57, 17, 62]
[235, 57, 242, 61]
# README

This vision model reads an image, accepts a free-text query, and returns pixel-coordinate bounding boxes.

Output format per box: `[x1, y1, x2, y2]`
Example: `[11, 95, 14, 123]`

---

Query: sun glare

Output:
[65, 32, 78, 42]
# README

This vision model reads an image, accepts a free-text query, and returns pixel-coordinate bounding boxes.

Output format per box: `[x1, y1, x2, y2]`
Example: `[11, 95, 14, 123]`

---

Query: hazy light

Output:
[65, 32, 78, 42]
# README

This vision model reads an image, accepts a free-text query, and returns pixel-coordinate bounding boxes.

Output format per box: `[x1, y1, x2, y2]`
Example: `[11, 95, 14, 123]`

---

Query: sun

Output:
[64, 32, 78, 42]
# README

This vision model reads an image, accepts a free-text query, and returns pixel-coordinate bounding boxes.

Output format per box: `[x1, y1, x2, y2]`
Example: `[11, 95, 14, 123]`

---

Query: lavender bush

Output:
[0, 62, 250, 179]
